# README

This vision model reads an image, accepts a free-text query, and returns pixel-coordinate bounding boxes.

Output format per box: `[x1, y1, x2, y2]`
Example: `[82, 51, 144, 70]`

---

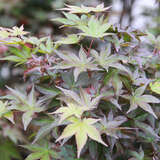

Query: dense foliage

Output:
[0, 3, 160, 160]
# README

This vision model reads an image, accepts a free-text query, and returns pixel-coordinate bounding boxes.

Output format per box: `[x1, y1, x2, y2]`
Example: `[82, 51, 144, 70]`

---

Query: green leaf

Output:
[6, 86, 45, 130]
[91, 45, 131, 74]
[36, 85, 60, 100]
[23, 143, 59, 160]
[129, 147, 144, 160]
[111, 72, 123, 96]
[55, 34, 81, 45]
[33, 119, 66, 143]
[135, 121, 160, 141]
[25, 152, 44, 160]
[2, 125, 25, 144]
[0, 45, 32, 64]
[0, 56, 25, 63]
[122, 85, 160, 119]
[52, 17, 76, 25]
[77, 16, 112, 38]
[54, 47, 100, 81]
[0, 139, 22, 160]
[103, 69, 117, 85]
[22, 110, 34, 131]
[100, 112, 128, 138]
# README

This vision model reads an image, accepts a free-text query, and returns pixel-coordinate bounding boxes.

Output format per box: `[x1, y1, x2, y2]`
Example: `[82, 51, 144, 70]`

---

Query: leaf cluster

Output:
[0, 3, 160, 160]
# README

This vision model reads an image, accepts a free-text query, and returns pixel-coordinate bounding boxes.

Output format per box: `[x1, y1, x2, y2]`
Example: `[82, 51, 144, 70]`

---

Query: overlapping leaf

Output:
[57, 87, 103, 111]
[53, 87, 103, 123]
[5, 86, 45, 130]
[0, 45, 32, 65]
[77, 16, 112, 38]
[22, 143, 60, 160]
[122, 85, 160, 118]
[52, 12, 85, 27]
[91, 45, 131, 75]
[0, 25, 29, 39]
[53, 47, 100, 81]
[100, 111, 128, 138]
[52, 13, 112, 38]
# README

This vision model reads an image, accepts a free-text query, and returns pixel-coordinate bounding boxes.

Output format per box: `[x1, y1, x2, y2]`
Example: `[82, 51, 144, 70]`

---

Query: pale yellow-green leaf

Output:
[0, 101, 15, 123]
[22, 111, 33, 131]
[3, 111, 15, 124]
[75, 129, 87, 158]
[57, 87, 103, 112]
[53, 101, 84, 123]
[0, 30, 10, 38]
[59, 3, 111, 14]
[56, 117, 107, 158]
[150, 81, 160, 94]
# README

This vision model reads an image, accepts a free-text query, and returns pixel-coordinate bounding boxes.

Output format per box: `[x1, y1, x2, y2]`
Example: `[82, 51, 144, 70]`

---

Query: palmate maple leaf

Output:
[100, 111, 128, 139]
[53, 100, 84, 123]
[53, 47, 100, 81]
[59, 3, 112, 14]
[77, 16, 112, 38]
[122, 85, 160, 119]
[53, 87, 103, 123]
[56, 117, 107, 158]
[57, 87, 103, 111]
[22, 143, 60, 160]
[5, 86, 45, 130]
[91, 45, 131, 75]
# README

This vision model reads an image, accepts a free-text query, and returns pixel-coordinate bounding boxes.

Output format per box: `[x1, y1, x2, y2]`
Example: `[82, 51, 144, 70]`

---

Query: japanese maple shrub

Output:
[0, 3, 160, 160]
